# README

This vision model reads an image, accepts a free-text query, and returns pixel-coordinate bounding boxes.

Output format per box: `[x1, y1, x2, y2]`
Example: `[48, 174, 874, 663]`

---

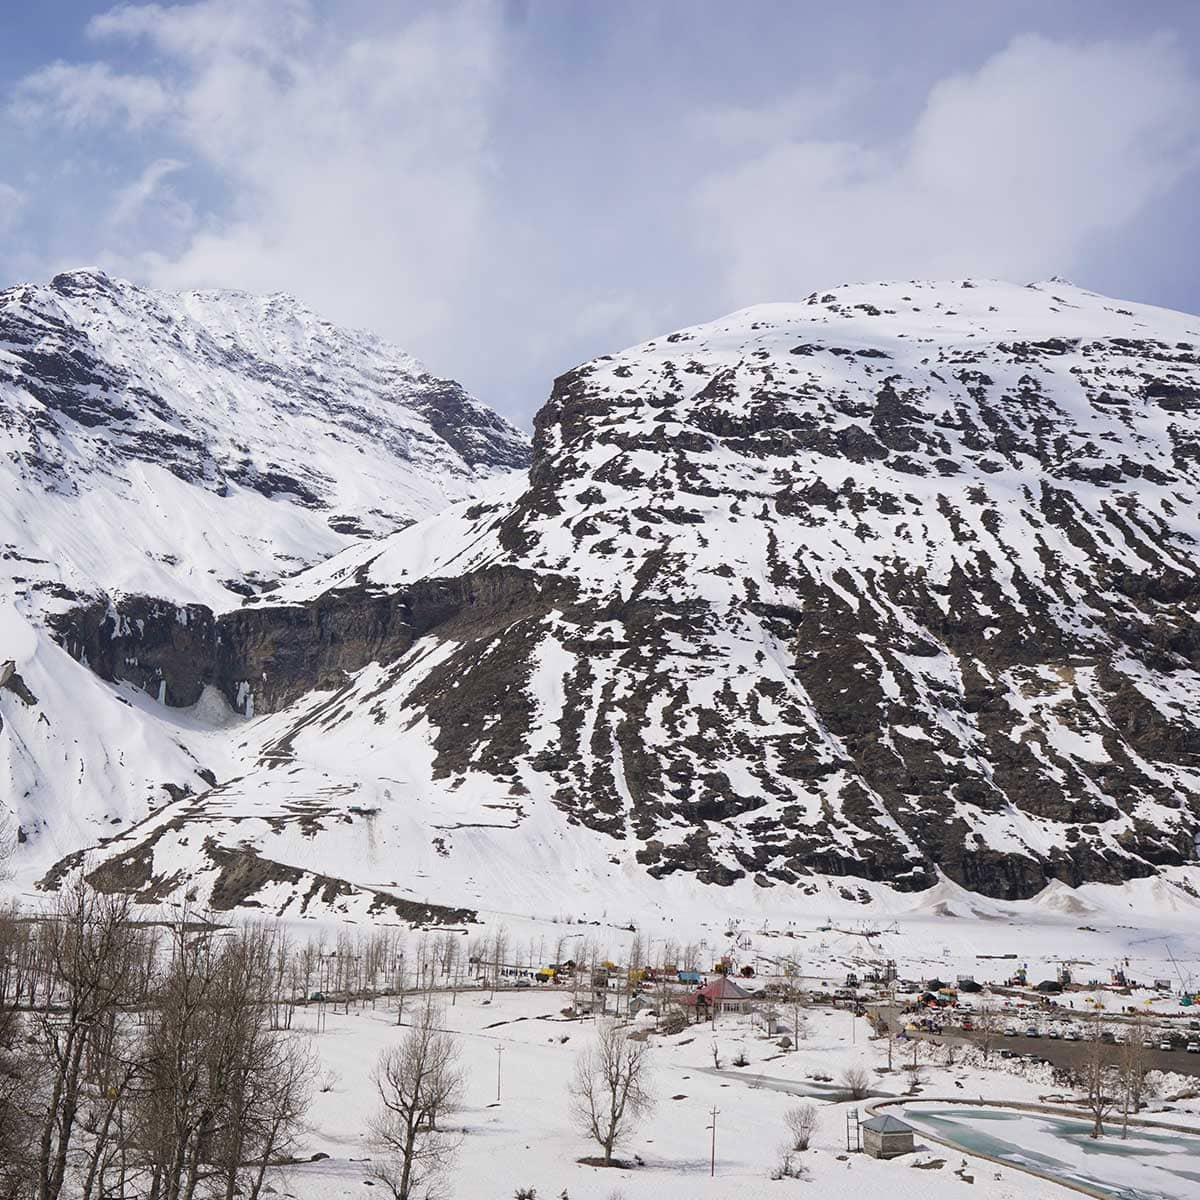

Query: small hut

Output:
[627, 995, 656, 1019]
[861, 1114, 914, 1159]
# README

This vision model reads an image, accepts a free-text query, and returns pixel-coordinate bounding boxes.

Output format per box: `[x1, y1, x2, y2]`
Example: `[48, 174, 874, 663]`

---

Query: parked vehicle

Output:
[1025, 1026, 1040, 1037]
[1160, 1041, 1174, 1051]
[1065, 1028, 1081, 1041]
[1004, 1024, 1019, 1037]
[1187, 1042, 1200, 1054]
[1046, 1027, 1060, 1039]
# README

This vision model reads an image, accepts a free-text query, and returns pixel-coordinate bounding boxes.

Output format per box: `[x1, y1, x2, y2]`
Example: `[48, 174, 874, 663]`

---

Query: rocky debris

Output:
[0, 659, 37, 706]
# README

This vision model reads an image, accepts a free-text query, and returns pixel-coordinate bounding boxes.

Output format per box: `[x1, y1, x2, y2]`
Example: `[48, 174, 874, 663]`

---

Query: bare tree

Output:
[1118, 1020, 1156, 1138]
[840, 1065, 871, 1101]
[1077, 1012, 1118, 1139]
[34, 877, 143, 1200]
[131, 918, 314, 1200]
[0, 809, 15, 884]
[0, 1001, 37, 1200]
[785, 990, 808, 1048]
[975, 1003, 1002, 1062]
[489, 926, 510, 1000]
[783, 1102, 817, 1151]
[369, 1002, 464, 1200]
[568, 1020, 654, 1166]
[902, 1041, 921, 1099]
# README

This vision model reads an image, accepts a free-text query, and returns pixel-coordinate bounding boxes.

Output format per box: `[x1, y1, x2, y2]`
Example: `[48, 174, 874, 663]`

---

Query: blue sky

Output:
[2, 2, 1199, 425]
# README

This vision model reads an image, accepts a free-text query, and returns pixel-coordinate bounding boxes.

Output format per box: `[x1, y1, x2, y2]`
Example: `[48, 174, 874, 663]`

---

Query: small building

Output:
[681, 975, 755, 1020]
[627, 995, 657, 1018]
[861, 1115, 914, 1160]
[702, 975, 754, 1012]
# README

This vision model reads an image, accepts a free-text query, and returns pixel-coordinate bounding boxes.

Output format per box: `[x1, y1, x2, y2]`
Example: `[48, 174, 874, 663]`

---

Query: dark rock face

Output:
[50, 566, 559, 717]
[41, 279, 1200, 908]
[388, 281, 1200, 900]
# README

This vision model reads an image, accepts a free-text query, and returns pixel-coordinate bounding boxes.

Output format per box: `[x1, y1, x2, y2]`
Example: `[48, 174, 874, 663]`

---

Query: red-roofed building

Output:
[681, 976, 755, 1020]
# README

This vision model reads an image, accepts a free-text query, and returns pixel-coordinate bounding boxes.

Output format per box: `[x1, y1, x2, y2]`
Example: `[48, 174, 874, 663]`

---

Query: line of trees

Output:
[0, 879, 314, 1200]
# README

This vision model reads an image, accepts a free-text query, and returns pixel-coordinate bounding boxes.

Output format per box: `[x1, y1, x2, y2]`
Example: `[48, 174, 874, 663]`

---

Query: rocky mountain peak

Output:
[9, 276, 1200, 920]
[0, 269, 529, 610]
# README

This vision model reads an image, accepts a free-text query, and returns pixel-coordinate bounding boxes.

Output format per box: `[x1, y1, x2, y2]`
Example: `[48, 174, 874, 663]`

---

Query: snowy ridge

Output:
[0, 268, 528, 608]
[0, 270, 527, 890]
[10, 276, 1200, 922]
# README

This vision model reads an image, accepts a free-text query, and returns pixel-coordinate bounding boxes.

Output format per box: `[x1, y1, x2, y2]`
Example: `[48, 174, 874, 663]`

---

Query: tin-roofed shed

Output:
[861, 1114, 914, 1159]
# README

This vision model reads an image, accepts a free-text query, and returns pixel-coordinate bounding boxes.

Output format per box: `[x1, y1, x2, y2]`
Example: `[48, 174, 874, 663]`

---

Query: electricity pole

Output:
[496, 1044, 504, 1103]
[708, 1106, 719, 1177]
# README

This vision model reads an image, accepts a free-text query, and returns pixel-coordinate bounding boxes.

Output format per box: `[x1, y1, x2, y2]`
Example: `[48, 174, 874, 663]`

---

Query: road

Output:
[912, 1027, 1200, 1078]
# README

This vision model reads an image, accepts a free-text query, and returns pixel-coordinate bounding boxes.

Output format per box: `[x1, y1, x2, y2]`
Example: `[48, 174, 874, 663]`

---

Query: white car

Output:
[1046, 1028, 1060, 1039]
[1187, 1042, 1200, 1054]
[1004, 1024, 1019, 1037]
[1160, 1041, 1174, 1052]
[1065, 1028, 1081, 1041]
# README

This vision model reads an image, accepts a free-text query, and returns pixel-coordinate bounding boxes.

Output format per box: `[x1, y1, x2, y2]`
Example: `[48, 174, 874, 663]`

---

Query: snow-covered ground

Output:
[280, 987, 1200, 1199]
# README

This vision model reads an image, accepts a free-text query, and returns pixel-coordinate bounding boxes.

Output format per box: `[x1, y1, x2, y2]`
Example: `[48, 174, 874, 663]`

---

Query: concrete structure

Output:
[861, 1114, 914, 1159]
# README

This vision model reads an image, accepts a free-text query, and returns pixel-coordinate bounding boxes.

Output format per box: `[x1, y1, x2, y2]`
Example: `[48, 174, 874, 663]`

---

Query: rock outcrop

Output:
[13, 276, 1200, 914]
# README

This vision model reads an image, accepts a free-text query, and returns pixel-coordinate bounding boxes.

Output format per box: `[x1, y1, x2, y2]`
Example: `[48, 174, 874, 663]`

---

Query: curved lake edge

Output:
[865, 1096, 1200, 1200]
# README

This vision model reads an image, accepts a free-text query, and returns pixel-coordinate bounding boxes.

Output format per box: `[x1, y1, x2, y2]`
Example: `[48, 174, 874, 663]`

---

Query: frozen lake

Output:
[898, 1103, 1200, 1200]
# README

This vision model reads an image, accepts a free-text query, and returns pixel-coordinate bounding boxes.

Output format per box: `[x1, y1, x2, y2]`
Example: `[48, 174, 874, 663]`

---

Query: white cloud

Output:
[694, 73, 866, 153]
[74, 0, 501, 351]
[8, 11, 1200, 426]
[695, 34, 1200, 300]
[11, 61, 172, 129]
[89, 0, 313, 60]
[0, 183, 26, 233]
[109, 157, 191, 230]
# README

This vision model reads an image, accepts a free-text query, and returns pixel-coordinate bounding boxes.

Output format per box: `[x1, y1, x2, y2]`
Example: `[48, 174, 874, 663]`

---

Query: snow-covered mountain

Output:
[0, 269, 528, 608]
[10, 276, 1200, 922]
[0, 271, 527, 900]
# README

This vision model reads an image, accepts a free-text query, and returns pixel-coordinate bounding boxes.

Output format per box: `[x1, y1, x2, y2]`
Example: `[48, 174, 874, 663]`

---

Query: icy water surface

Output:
[898, 1104, 1200, 1200]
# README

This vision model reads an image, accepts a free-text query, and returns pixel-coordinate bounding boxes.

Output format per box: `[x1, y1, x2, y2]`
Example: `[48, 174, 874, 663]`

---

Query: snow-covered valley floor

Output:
[280, 986, 1200, 1200]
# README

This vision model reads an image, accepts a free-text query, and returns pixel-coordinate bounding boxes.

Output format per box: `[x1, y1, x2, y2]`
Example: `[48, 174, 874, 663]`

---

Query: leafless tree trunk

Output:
[0, 1001, 38, 1200]
[1077, 1011, 1117, 1139]
[1118, 1019, 1155, 1139]
[489, 927, 509, 1001]
[368, 1001, 464, 1200]
[35, 877, 141, 1200]
[975, 1003, 1001, 1062]
[568, 1020, 654, 1166]
[787, 990, 808, 1048]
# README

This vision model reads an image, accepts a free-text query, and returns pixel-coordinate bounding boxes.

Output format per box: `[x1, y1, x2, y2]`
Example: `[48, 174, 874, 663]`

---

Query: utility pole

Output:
[495, 1044, 504, 1103]
[395, 952, 406, 1026]
[708, 1106, 719, 1177]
